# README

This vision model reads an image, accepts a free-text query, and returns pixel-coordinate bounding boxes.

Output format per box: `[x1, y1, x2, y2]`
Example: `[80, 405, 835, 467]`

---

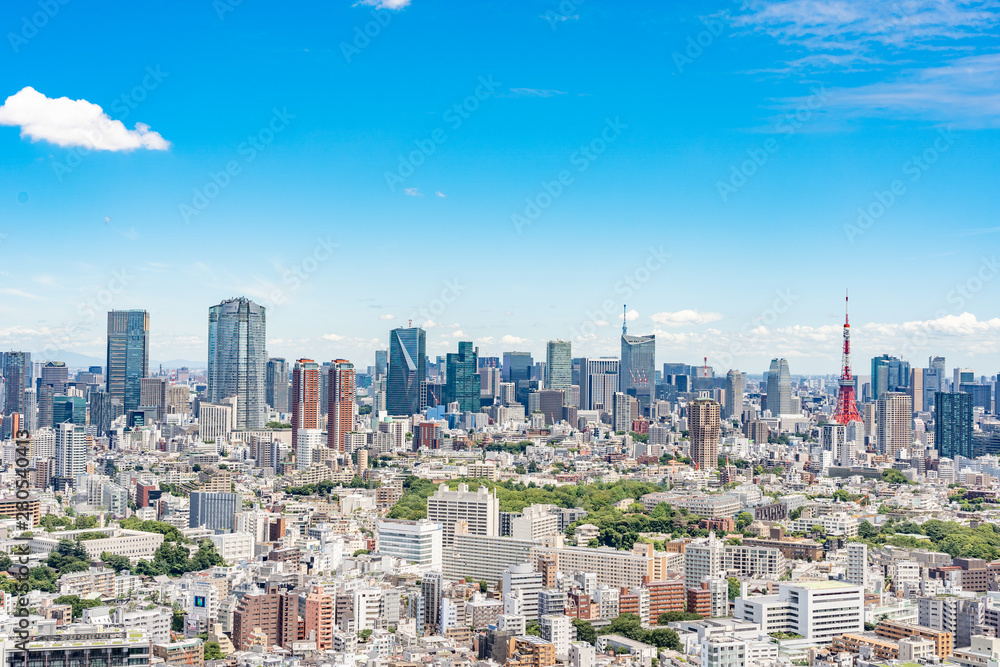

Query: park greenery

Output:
[573, 613, 683, 651]
[852, 518, 1000, 561]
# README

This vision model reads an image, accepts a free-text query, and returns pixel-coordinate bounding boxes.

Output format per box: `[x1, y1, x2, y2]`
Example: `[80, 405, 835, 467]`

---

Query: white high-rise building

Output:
[580, 358, 619, 412]
[55, 422, 85, 482]
[685, 532, 724, 590]
[502, 563, 543, 621]
[296, 428, 323, 470]
[545, 340, 572, 391]
[724, 370, 745, 421]
[845, 542, 868, 589]
[32, 426, 55, 459]
[540, 613, 572, 656]
[377, 518, 443, 570]
[199, 402, 234, 443]
[426, 483, 499, 547]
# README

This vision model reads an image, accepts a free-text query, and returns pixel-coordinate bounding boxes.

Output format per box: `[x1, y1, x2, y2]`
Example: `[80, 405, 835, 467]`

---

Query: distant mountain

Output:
[28, 351, 205, 372]
[152, 359, 206, 370]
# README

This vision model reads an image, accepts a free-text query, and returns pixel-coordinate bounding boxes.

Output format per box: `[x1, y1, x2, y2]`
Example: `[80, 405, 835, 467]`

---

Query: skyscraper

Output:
[291, 359, 321, 453]
[545, 340, 572, 391]
[106, 310, 149, 412]
[328, 359, 355, 452]
[387, 326, 426, 415]
[207, 298, 267, 429]
[444, 342, 480, 413]
[266, 358, 289, 412]
[2, 351, 30, 417]
[54, 421, 86, 484]
[723, 369, 744, 420]
[580, 358, 619, 412]
[502, 351, 533, 383]
[871, 354, 910, 400]
[910, 368, 925, 413]
[620, 329, 655, 414]
[374, 349, 388, 380]
[876, 392, 912, 459]
[935, 391, 973, 459]
[689, 397, 721, 471]
[766, 358, 792, 416]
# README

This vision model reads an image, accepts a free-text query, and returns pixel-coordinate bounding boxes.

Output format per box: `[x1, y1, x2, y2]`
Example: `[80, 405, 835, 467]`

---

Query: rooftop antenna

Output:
[622, 304, 627, 336]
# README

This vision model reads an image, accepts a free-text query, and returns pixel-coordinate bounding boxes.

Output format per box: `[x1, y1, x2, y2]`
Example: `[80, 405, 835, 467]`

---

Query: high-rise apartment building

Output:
[876, 392, 912, 459]
[266, 357, 289, 412]
[724, 369, 744, 420]
[426, 483, 499, 547]
[621, 332, 655, 414]
[207, 298, 266, 429]
[845, 542, 868, 589]
[910, 367, 925, 412]
[689, 397, 721, 472]
[387, 326, 426, 414]
[328, 359, 355, 452]
[444, 342, 480, 413]
[766, 359, 791, 416]
[935, 391, 973, 459]
[139, 377, 166, 420]
[545, 340, 572, 391]
[106, 310, 150, 412]
[54, 421, 86, 484]
[291, 359, 320, 453]
[685, 532, 724, 590]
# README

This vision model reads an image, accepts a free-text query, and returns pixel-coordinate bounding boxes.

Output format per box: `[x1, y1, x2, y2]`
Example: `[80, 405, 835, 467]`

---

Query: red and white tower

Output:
[833, 292, 863, 424]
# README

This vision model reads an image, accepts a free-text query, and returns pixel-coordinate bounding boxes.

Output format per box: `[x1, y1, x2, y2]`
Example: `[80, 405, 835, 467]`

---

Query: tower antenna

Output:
[622, 304, 627, 336]
[832, 290, 863, 424]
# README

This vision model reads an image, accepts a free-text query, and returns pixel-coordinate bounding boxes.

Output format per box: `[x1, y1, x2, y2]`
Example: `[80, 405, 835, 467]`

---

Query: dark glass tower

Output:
[444, 341, 480, 413]
[106, 310, 150, 412]
[2, 351, 30, 416]
[266, 357, 290, 412]
[387, 326, 426, 415]
[936, 391, 973, 459]
[621, 333, 655, 414]
[208, 298, 267, 429]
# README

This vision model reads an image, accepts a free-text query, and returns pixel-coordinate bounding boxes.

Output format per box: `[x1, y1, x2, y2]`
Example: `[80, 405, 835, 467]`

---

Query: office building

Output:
[503, 351, 533, 383]
[377, 518, 443, 570]
[936, 391, 973, 459]
[52, 395, 85, 426]
[877, 392, 912, 459]
[207, 298, 267, 429]
[910, 367, 925, 412]
[960, 382, 991, 412]
[690, 397, 721, 472]
[444, 342, 480, 413]
[328, 359, 355, 452]
[734, 581, 864, 642]
[265, 357, 289, 412]
[387, 326, 426, 414]
[139, 377, 166, 420]
[106, 309, 150, 411]
[621, 330, 655, 413]
[580, 358, 619, 412]
[189, 491, 238, 532]
[871, 354, 910, 399]
[10, 626, 151, 667]
[766, 359, 792, 416]
[291, 359, 321, 453]
[545, 340, 572, 392]
[724, 369, 744, 420]
[2, 351, 29, 417]
[426, 483, 499, 547]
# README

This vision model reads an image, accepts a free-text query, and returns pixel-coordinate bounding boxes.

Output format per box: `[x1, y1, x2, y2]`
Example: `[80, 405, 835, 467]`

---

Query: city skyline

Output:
[2, 1, 1000, 373]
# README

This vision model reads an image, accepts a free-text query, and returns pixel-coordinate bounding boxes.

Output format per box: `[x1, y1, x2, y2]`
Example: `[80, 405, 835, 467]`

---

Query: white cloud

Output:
[501, 335, 529, 345]
[0, 87, 170, 151]
[435, 191, 446, 198]
[423, 319, 437, 328]
[452, 330, 465, 337]
[650, 309, 724, 327]
[355, 0, 411, 9]
[618, 309, 639, 323]
[322, 333, 345, 341]
[476, 336, 495, 345]
[379, 314, 395, 320]
[404, 187, 423, 196]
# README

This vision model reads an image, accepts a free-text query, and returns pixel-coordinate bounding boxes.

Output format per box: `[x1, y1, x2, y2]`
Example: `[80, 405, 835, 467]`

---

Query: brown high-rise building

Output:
[689, 397, 721, 471]
[648, 579, 685, 623]
[304, 585, 334, 650]
[233, 586, 286, 650]
[291, 359, 321, 452]
[327, 360, 355, 453]
[539, 554, 558, 588]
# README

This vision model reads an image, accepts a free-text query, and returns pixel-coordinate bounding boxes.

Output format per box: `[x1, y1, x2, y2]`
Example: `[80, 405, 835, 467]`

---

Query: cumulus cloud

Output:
[379, 314, 395, 320]
[0, 87, 170, 151]
[501, 335, 529, 345]
[451, 330, 465, 338]
[322, 333, 345, 341]
[355, 0, 411, 8]
[618, 309, 639, 323]
[423, 320, 437, 328]
[650, 310, 724, 327]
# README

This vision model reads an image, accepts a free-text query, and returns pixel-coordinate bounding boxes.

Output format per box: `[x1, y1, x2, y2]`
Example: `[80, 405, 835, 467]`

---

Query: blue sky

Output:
[1, 0, 999, 375]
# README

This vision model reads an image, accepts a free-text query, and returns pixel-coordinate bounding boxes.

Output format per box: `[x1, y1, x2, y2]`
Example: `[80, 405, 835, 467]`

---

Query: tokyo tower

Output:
[833, 291, 863, 424]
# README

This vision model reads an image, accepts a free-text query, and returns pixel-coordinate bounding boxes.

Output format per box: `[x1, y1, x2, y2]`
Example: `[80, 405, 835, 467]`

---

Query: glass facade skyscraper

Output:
[766, 358, 792, 416]
[208, 298, 267, 430]
[936, 391, 973, 459]
[545, 340, 572, 391]
[444, 341, 480, 413]
[387, 326, 426, 415]
[620, 334, 655, 413]
[2, 351, 30, 417]
[266, 357, 289, 412]
[106, 310, 149, 412]
[871, 354, 910, 400]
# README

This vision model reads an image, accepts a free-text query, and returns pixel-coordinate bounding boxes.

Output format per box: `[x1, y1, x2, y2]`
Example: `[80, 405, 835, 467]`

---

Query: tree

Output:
[735, 512, 753, 530]
[204, 642, 224, 660]
[526, 622, 541, 637]
[727, 577, 741, 601]
[789, 507, 802, 521]
[100, 552, 132, 573]
[881, 468, 911, 485]
[858, 520, 879, 540]
[657, 611, 703, 624]
[54, 595, 104, 619]
[172, 609, 185, 632]
[572, 618, 597, 645]
[479, 581, 488, 594]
